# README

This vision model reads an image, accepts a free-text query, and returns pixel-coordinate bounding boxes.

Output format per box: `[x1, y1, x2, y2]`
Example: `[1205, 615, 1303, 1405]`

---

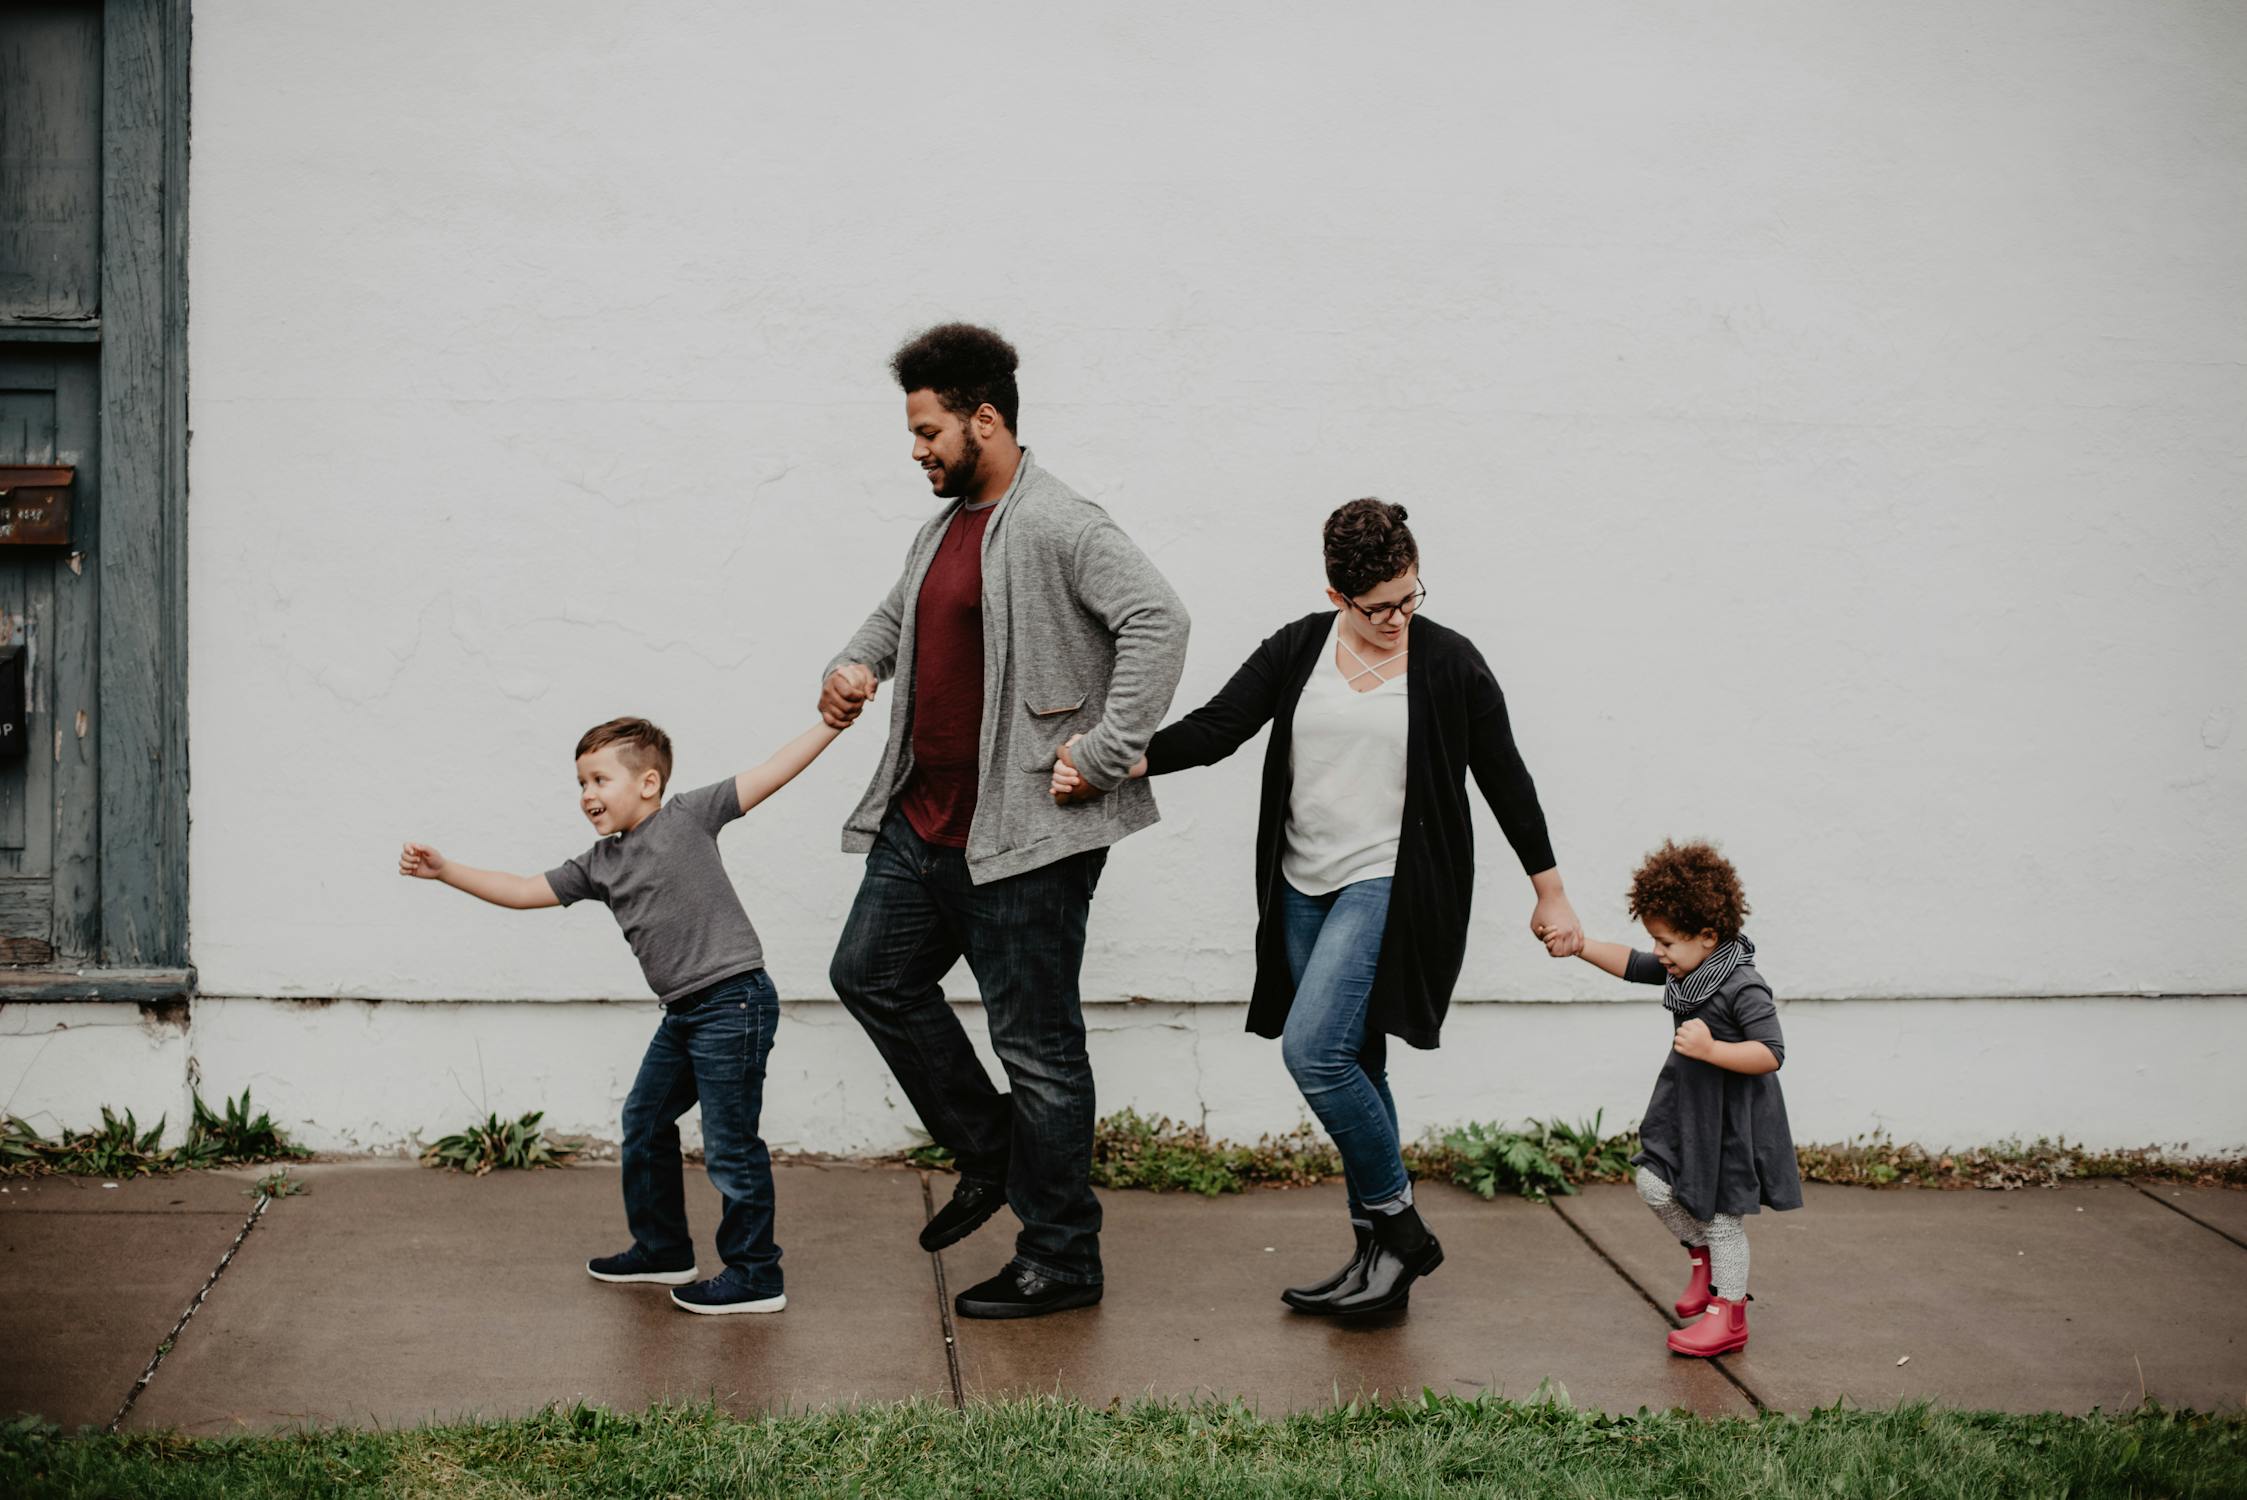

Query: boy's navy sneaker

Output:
[671, 1266, 787, 1316]
[587, 1246, 698, 1286]
[953, 1262, 1102, 1320]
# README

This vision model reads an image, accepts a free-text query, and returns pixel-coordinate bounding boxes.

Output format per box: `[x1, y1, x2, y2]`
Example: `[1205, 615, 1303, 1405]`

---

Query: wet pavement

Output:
[3, 1163, 2241, 1431]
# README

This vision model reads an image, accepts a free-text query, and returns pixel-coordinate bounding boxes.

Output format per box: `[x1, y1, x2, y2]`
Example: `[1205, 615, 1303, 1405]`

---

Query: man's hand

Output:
[820, 664, 879, 730]
[1673, 1017, 1715, 1061]
[1531, 889, 1584, 957]
[399, 842, 447, 880]
[1051, 735, 1106, 805]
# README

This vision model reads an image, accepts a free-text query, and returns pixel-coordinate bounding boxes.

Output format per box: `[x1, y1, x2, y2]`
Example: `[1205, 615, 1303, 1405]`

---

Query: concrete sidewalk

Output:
[4, 1163, 2242, 1433]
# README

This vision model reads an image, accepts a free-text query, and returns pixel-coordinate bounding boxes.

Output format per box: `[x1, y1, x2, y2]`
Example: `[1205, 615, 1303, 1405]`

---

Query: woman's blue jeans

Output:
[1279, 876, 1409, 1214]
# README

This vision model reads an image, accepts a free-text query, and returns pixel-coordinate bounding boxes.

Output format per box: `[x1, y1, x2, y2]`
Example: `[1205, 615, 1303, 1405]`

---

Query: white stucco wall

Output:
[17, 3, 2246, 1153]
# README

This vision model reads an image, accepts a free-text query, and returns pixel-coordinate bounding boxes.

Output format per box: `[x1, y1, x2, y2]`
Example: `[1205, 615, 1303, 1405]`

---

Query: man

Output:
[823, 323, 1188, 1318]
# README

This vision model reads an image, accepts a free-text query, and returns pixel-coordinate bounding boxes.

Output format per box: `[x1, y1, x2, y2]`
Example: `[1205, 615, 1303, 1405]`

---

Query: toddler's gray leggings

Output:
[1636, 1166, 1748, 1300]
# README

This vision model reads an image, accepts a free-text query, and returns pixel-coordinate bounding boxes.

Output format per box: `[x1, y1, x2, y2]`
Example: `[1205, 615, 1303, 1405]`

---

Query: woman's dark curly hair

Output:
[891, 322, 1020, 432]
[1628, 840, 1751, 942]
[1323, 498, 1418, 599]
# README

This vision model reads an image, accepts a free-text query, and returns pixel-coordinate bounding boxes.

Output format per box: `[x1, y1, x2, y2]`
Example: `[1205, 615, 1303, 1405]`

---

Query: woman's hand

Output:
[1050, 735, 1084, 798]
[1530, 883, 1583, 957]
[1050, 734, 1148, 803]
[1672, 1017, 1715, 1060]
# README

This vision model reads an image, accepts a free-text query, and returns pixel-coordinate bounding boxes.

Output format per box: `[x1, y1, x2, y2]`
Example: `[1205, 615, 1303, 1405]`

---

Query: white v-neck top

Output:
[1281, 613, 1410, 896]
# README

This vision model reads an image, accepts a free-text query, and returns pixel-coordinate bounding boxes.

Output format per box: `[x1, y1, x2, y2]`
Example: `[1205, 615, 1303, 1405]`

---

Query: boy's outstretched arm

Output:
[1573, 939, 1637, 979]
[399, 843, 560, 909]
[733, 722, 845, 815]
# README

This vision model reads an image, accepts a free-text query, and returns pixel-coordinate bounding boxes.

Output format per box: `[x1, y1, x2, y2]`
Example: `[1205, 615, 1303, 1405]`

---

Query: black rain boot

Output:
[1328, 1204, 1442, 1316]
[1280, 1221, 1375, 1314]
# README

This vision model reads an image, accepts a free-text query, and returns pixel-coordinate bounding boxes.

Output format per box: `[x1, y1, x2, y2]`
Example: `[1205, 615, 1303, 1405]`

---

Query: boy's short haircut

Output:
[575, 717, 674, 792]
[1628, 839, 1751, 943]
[1323, 498, 1419, 600]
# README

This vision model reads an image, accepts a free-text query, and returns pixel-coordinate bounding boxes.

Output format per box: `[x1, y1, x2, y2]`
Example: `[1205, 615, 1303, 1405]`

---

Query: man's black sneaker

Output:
[586, 1246, 698, 1285]
[918, 1175, 1007, 1253]
[953, 1263, 1102, 1320]
[670, 1266, 787, 1316]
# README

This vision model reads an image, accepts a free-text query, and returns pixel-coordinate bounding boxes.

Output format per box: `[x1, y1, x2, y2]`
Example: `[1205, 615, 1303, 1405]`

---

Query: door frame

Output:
[0, 0, 190, 994]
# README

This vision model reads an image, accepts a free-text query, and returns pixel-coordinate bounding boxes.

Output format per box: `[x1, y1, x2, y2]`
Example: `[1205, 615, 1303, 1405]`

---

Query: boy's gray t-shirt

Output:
[543, 779, 765, 1003]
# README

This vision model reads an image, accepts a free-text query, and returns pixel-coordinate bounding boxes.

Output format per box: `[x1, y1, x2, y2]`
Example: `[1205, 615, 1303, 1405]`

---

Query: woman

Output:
[1053, 499, 1582, 1315]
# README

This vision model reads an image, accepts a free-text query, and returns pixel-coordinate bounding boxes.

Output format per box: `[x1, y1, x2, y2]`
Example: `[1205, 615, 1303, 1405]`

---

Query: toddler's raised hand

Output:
[399, 842, 447, 880]
[1672, 1017, 1714, 1060]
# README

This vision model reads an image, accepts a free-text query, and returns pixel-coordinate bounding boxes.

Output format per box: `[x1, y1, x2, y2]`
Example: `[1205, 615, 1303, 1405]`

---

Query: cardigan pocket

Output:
[1016, 691, 1087, 771]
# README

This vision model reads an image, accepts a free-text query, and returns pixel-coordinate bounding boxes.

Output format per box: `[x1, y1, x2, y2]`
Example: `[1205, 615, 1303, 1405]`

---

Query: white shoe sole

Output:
[587, 1263, 699, 1286]
[670, 1290, 787, 1315]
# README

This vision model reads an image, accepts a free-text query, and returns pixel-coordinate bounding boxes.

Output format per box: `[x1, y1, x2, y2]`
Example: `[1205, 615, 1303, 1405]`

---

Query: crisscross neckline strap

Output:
[1336, 630, 1407, 689]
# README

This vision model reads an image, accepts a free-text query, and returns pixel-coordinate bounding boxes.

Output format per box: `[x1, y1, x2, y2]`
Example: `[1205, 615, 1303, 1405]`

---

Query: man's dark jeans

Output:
[831, 808, 1107, 1285]
[620, 968, 782, 1296]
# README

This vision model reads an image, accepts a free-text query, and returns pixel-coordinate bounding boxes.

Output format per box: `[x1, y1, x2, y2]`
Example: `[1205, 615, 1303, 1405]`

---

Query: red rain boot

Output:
[1674, 1244, 1712, 1319]
[1667, 1295, 1749, 1357]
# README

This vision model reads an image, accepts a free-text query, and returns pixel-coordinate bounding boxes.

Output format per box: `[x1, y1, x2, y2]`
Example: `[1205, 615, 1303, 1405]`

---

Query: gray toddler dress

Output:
[1625, 946, 1804, 1222]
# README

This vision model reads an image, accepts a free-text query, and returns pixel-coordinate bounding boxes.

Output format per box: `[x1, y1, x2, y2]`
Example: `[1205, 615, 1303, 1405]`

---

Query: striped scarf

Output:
[1665, 935, 1755, 1016]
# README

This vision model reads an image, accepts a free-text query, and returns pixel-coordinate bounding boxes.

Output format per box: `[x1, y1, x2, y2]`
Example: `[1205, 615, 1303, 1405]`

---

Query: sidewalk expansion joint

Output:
[1544, 1197, 1767, 1413]
[920, 1172, 966, 1410]
[106, 1187, 278, 1434]
[2126, 1178, 2247, 1254]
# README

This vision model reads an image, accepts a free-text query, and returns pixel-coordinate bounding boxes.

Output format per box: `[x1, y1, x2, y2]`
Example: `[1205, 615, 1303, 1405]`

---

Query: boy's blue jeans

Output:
[829, 807, 1107, 1286]
[1278, 877, 1409, 1214]
[620, 968, 781, 1294]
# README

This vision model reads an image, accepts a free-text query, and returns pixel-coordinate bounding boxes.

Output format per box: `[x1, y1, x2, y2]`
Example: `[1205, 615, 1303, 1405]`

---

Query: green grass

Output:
[4, 1398, 2242, 1498]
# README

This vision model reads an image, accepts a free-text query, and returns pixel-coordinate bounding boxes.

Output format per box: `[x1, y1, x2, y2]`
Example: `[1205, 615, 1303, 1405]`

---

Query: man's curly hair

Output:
[891, 322, 1020, 433]
[1627, 840, 1750, 942]
[1323, 498, 1419, 600]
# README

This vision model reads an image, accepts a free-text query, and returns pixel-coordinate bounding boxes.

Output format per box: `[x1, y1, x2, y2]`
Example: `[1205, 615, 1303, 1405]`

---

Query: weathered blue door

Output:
[0, 0, 188, 984]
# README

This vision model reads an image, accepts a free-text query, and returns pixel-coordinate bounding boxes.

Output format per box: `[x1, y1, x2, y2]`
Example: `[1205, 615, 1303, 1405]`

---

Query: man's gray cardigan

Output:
[825, 450, 1190, 884]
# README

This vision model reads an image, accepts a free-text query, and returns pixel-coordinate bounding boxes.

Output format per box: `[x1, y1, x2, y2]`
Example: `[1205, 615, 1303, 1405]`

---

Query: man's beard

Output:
[934, 431, 983, 500]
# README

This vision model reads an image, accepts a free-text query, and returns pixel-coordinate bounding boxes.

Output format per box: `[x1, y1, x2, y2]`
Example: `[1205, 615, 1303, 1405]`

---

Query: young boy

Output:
[400, 714, 841, 1314]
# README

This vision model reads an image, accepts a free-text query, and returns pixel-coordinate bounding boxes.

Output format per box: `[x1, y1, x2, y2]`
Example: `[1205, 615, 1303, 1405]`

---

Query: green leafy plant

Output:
[1428, 1114, 1640, 1203]
[0, 1107, 172, 1179]
[251, 1169, 307, 1198]
[900, 1136, 956, 1170]
[421, 1111, 580, 1175]
[1793, 1132, 2247, 1191]
[1090, 1109, 1346, 1196]
[2, 1089, 309, 1178]
[178, 1088, 314, 1169]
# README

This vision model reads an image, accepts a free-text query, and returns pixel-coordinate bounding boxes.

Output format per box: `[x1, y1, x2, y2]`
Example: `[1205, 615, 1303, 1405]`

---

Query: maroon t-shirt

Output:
[899, 503, 996, 847]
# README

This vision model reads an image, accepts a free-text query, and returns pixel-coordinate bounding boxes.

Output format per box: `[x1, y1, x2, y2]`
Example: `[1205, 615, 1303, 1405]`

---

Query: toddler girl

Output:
[1569, 839, 1801, 1356]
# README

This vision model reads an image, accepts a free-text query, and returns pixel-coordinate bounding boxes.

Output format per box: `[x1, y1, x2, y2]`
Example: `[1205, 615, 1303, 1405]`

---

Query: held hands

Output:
[1050, 735, 1105, 806]
[399, 842, 447, 880]
[820, 664, 879, 730]
[1531, 892, 1585, 958]
[1672, 1017, 1716, 1061]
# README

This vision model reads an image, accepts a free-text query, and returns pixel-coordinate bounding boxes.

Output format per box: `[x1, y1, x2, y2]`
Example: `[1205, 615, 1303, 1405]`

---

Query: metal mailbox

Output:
[0, 466, 75, 546]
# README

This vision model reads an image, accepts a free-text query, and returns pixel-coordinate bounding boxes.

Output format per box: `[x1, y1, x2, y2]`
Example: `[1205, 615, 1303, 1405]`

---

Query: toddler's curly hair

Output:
[1627, 840, 1750, 942]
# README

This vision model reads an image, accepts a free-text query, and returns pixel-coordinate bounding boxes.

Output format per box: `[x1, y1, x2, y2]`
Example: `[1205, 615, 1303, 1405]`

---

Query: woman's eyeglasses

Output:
[1346, 582, 1427, 624]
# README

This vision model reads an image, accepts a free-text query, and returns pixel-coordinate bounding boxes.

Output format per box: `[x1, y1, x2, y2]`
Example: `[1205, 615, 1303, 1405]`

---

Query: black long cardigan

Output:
[1144, 612, 1556, 1050]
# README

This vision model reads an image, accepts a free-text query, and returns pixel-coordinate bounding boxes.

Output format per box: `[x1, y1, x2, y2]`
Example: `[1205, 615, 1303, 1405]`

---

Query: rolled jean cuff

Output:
[1011, 1254, 1103, 1289]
